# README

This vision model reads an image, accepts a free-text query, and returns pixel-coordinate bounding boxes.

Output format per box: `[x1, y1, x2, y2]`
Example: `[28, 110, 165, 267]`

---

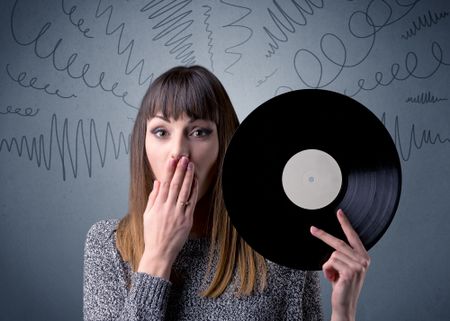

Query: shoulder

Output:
[85, 219, 121, 248]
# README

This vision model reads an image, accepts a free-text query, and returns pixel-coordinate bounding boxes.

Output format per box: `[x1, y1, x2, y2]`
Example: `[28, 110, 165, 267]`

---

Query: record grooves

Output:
[222, 89, 402, 270]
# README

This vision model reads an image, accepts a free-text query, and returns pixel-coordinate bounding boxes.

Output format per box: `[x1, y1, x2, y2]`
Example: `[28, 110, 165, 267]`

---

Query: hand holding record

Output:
[222, 89, 400, 321]
[311, 209, 370, 321]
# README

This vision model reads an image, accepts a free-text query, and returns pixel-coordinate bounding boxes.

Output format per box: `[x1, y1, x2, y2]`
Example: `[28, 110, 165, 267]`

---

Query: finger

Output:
[311, 225, 370, 266]
[146, 180, 160, 210]
[184, 176, 199, 217]
[158, 157, 178, 203]
[323, 253, 350, 283]
[328, 250, 368, 275]
[310, 225, 355, 259]
[167, 156, 190, 204]
[176, 161, 195, 208]
[337, 209, 367, 255]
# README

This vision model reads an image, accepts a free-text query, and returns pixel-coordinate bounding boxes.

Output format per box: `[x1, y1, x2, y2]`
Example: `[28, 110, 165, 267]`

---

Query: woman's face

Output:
[145, 113, 219, 200]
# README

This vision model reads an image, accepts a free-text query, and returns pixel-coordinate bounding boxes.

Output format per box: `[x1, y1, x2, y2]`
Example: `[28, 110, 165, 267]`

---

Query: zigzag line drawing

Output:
[220, 0, 253, 74]
[0, 114, 130, 181]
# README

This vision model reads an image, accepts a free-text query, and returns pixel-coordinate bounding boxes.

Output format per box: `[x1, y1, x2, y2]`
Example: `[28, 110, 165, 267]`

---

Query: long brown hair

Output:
[116, 65, 267, 297]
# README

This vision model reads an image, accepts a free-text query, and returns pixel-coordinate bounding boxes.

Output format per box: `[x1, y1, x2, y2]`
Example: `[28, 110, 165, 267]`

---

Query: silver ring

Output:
[179, 201, 190, 207]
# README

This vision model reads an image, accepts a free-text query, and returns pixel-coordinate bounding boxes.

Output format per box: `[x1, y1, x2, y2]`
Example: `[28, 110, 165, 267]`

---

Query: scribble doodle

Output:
[401, 10, 449, 40]
[202, 4, 215, 72]
[263, 0, 324, 58]
[220, 0, 253, 75]
[405, 91, 448, 104]
[10, 0, 138, 109]
[61, 0, 94, 39]
[256, 68, 278, 87]
[291, 0, 437, 96]
[382, 113, 450, 162]
[5, 64, 77, 99]
[345, 41, 450, 97]
[94, 0, 154, 86]
[0, 105, 40, 117]
[0, 114, 130, 181]
[140, 0, 196, 65]
[274, 85, 294, 96]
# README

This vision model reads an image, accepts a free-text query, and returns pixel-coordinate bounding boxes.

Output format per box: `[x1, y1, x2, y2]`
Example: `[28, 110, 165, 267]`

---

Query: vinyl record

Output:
[222, 89, 402, 270]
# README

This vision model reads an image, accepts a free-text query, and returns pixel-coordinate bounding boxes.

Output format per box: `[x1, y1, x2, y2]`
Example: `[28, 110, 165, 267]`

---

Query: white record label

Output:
[282, 149, 342, 210]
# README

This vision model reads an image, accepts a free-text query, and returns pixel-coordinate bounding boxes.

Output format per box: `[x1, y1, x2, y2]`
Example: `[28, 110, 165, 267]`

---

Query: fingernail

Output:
[337, 209, 344, 216]
[310, 226, 319, 234]
[188, 162, 194, 170]
[180, 156, 189, 166]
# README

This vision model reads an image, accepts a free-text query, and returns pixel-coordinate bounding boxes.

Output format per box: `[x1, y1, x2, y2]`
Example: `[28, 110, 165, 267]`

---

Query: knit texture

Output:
[83, 219, 324, 321]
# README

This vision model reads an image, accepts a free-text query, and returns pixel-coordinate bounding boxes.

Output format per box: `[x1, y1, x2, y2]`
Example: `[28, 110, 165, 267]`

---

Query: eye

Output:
[191, 128, 213, 138]
[152, 128, 168, 138]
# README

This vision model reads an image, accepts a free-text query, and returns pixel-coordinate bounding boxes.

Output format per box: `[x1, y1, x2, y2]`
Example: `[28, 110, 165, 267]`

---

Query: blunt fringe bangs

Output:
[142, 66, 224, 125]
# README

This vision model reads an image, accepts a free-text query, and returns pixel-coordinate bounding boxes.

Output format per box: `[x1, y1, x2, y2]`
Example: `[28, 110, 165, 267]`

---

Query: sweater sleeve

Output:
[83, 220, 172, 321]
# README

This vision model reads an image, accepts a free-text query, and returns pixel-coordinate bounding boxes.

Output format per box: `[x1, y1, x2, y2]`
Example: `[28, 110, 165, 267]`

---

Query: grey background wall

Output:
[1, 0, 449, 320]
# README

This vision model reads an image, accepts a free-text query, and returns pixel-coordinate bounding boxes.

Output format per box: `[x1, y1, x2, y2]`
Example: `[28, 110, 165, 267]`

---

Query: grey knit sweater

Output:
[83, 219, 323, 321]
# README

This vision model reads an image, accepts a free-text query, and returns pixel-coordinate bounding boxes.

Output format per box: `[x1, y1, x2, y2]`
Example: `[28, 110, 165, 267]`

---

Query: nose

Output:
[170, 133, 190, 160]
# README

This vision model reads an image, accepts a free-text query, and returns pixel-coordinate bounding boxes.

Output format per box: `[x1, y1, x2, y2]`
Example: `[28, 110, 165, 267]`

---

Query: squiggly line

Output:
[381, 112, 450, 162]
[0, 105, 40, 117]
[141, 0, 196, 65]
[94, 0, 154, 86]
[401, 9, 449, 40]
[263, 0, 324, 58]
[256, 68, 278, 87]
[5, 63, 77, 99]
[405, 91, 448, 104]
[345, 41, 449, 97]
[0, 113, 130, 181]
[274, 85, 293, 96]
[220, 0, 253, 74]
[202, 4, 214, 72]
[61, 0, 94, 39]
[293, 0, 420, 90]
[10, 0, 137, 109]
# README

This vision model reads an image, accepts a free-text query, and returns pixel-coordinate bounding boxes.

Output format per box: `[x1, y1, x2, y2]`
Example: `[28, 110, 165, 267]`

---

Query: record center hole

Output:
[308, 176, 315, 183]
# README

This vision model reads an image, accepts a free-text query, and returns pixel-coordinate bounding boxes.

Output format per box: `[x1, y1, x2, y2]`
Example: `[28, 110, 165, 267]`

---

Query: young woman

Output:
[83, 65, 370, 321]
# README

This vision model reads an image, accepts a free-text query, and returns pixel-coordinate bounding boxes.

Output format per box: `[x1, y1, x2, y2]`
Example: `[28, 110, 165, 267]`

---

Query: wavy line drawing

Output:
[220, 0, 253, 75]
[0, 114, 130, 181]
[202, 4, 214, 72]
[95, 0, 155, 86]
[5, 63, 77, 99]
[344, 41, 449, 97]
[405, 91, 448, 104]
[381, 113, 450, 162]
[292, 0, 419, 92]
[401, 9, 449, 40]
[61, 0, 94, 39]
[10, 0, 138, 109]
[256, 68, 278, 87]
[140, 0, 196, 65]
[0, 105, 40, 117]
[263, 0, 324, 58]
